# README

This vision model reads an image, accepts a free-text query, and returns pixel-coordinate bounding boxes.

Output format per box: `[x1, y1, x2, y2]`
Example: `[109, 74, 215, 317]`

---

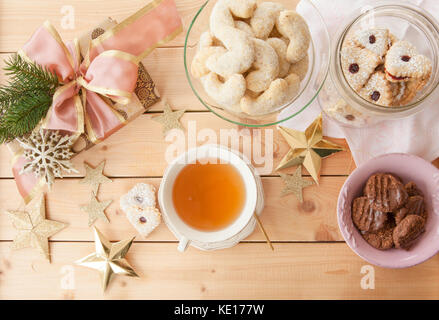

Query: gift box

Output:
[5, 0, 182, 202]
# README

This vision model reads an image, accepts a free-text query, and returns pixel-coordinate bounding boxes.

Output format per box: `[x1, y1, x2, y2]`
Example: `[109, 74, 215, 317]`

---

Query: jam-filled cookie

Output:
[341, 45, 381, 91]
[359, 71, 393, 106]
[353, 28, 390, 60]
[384, 40, 432, 82]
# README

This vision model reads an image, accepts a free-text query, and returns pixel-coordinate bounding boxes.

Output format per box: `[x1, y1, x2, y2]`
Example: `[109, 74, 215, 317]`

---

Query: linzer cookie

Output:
[341, 46, 381, 91]
[353, 28, 390, 59]
[364, 173, 408, 212]
[385, 40, 432, 82]
[341, 27, 431, 108]
[359, 71, 393, 106]
[352, 197, 388, 232]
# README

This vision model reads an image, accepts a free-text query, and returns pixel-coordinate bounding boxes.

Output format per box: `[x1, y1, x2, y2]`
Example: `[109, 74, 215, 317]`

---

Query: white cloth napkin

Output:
[279, 0, 439, 165]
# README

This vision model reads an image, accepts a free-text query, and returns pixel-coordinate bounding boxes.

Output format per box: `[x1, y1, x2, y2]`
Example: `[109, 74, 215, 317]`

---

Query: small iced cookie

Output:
[125, 206, 161, 237]
[120, 183, 156, 212]
[201, 72, 246, 108]
[353, 28, 390, 59]
[267, 38, 291, 78]
[385, 40, 432, 82]
[245, 38, 279, 93]
[341, 46, 381, 91]
[359, 71, 393, 106]
[250, 2, 285, 39]
[288, 54, 309, 81]
[191, 46, 227, 78]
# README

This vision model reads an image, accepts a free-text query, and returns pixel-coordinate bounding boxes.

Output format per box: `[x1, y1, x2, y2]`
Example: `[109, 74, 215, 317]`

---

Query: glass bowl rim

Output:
[183, 0, 332, 128]
[333, 1, 439, 117]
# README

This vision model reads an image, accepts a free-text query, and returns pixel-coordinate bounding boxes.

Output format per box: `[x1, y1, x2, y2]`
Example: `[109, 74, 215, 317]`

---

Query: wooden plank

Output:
[1, 242, 439, 299]
[0, 0, 194, 52]
[0, 113, 354, 178]
[0, 0, 299, 52]
[0, 176, 344, 242]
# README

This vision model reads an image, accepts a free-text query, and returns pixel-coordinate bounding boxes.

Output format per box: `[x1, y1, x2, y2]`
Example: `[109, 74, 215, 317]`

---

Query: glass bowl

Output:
[319, 1, 439, 128]
[184, 0, 330, 127]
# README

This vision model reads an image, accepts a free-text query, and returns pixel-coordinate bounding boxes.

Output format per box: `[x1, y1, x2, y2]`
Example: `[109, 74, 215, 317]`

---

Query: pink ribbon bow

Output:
[11, 0, 182, 202]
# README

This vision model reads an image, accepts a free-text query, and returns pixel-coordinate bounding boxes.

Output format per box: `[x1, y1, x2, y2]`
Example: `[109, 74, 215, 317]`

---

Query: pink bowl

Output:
[337, 153, 439, 268]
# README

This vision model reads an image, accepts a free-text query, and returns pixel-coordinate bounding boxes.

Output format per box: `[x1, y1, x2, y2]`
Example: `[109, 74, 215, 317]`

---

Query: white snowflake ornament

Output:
[17, 129, 78, 188]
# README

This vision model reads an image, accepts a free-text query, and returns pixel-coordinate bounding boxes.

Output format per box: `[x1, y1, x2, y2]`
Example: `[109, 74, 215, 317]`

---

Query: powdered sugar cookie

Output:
[241, 73, 299, 116]
[385, 40, 432, 82]
[359, 71, 393, 106]
[235, 21, 255, 37]
[276, 10, 310, 63]
[266, 37, 290, 78]
[208, 0, 255, 77]
[250, 2, 284, 39]
[288, 54, 309, 80]
[246, 38, 279, 93]
[125, 206, 161, 237]
[201, 72, 246, 108]
[120, 183, 156, 212]
[191, 46, 227, 78]
[341, 45, 381, 91]
[353, 28, 390, 59]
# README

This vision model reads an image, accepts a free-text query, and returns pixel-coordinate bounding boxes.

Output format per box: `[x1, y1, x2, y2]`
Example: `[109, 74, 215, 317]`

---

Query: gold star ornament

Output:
[80, 193, 112, 226]
[277, 113, 345, 184]
[75, 227, 139, 291]
[280, 166, 314, 202]
[152, 101, 185, 136]
[79, 161, 112, 195]
[5, 194, 67, 262]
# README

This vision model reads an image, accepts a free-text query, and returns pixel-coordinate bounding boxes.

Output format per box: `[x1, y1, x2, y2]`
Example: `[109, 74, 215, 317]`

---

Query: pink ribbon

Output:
[12, 0, 182, 202]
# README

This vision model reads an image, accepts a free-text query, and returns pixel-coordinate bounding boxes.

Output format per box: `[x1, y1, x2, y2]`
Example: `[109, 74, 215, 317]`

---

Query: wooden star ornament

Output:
[80, 193, 112, 226]
[277, 113, 345, 184]
[5, 194, 67, 262]
[280, 166, 314, 202]
[79, 161, 112, 195]
[75, 227, 139, 291]
[152, 101, 185, 136]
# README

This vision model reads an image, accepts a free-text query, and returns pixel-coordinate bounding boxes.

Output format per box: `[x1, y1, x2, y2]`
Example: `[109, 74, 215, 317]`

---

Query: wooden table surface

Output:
[1, 0, 439, 300]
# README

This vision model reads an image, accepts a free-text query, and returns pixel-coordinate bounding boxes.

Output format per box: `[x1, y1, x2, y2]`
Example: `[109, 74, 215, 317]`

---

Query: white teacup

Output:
[158, 145, 258, 252]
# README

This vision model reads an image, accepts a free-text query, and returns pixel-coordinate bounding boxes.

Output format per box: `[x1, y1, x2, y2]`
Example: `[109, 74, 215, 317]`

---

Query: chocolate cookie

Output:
[406, 196, 427, 220]
[364, 173, 408, 212]
[352, 197, 388, 232]
[405, 182, 423, 197]
[393, 215, 425, 249]
[394, 207, 409, 225]
[363, 223, 395, 250]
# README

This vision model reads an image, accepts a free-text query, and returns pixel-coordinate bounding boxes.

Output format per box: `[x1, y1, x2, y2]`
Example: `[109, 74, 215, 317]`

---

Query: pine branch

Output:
[0, 54, 60, 143]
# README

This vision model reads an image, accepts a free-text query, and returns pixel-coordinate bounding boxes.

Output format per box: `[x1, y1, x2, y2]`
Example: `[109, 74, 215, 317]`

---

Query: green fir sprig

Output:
[0, 54, 59, 143]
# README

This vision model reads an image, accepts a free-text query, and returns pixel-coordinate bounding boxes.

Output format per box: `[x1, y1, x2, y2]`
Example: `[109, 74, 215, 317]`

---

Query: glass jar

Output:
[319, 1, 439, 128]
